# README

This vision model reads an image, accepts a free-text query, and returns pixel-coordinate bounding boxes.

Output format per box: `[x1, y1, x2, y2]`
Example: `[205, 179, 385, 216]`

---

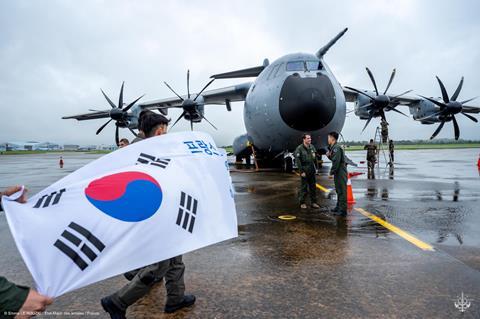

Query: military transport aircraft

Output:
[63, 28, 480, 171]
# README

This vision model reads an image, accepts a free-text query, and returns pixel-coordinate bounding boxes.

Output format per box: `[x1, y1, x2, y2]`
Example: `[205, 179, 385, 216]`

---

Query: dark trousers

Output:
[334, 173, 347, 212]
[299, 172, 317, 204]
[367, 160, 375, 179]
[111, 256, 185, 310]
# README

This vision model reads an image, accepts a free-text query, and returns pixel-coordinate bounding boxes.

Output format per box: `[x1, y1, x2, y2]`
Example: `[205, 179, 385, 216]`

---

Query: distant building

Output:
[98, 144, 116, 151]
[63, 144, 80, 151]
[78, 145, 98, 151]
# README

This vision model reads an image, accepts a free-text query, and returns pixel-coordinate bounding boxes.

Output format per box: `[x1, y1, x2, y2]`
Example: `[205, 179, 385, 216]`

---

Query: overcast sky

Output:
[1, 0, 479, 146]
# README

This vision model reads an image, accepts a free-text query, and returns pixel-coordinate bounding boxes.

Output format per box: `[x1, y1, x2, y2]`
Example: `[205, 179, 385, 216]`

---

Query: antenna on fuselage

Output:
[316, 27, 348, 58]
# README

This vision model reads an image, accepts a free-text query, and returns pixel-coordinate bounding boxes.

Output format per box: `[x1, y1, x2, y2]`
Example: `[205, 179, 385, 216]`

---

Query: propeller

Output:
[418, 76, 478, 140]
[345, 67, 411, 132]
[95, 82, 144, 145]
[163, 70, 216, 131]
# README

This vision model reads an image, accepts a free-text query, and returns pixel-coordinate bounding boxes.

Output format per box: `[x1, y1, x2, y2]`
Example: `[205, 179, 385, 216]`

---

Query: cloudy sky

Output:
[1, 0, 479, 146]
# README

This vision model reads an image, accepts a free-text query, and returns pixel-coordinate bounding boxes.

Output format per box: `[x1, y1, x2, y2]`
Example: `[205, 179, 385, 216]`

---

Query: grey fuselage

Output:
[238, 53, 346, 156]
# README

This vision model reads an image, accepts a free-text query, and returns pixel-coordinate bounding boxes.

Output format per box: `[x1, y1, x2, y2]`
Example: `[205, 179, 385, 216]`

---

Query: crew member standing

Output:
[364, 139, 377, 179]
[101, 111, 196, 318]
[381, 119, 389, 144]
[327, 132, 347, 216]
[59, 156, 64, 168]
[295, 134, 319, 209]
[389, 139, 395, 164]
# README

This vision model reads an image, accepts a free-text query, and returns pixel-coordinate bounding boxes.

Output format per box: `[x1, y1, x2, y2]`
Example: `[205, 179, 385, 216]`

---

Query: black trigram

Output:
[54, 222, 105, 271]
[33, 188, 66, 208]
[176, 192, 198, 233]
[136, 153, 171, 169]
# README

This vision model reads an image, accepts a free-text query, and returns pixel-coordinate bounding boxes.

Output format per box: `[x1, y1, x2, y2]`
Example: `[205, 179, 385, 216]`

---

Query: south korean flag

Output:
[1, 131, 237, 297]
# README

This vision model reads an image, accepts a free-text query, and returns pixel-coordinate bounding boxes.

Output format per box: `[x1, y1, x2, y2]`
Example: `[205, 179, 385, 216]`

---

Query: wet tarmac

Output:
[1, 149, 480, 318]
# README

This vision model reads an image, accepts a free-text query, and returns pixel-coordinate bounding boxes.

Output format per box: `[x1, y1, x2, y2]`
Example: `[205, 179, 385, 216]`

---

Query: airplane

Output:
[63, 28, 480, 171]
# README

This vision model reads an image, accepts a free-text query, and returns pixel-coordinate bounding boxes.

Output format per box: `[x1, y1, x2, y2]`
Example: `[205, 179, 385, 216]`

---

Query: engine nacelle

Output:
[408, 99, 440, 124]
[354, 90, 376, 119]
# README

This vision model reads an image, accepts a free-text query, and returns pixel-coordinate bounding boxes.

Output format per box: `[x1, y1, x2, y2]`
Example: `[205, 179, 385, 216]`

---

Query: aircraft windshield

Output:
[286, 60, 323, 72]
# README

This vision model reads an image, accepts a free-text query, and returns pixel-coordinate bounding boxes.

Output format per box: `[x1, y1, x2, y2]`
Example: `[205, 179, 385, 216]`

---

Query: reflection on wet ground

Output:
[0, 148, 479, 318]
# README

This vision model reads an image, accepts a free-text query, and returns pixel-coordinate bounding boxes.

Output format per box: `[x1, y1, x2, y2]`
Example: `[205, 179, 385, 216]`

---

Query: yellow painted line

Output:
[294, 172, 330, 193]
[355, 208, 435, 251]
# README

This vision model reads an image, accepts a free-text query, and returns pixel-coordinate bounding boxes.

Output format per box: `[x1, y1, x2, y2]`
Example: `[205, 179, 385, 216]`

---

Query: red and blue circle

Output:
[85, 171, 162, 222]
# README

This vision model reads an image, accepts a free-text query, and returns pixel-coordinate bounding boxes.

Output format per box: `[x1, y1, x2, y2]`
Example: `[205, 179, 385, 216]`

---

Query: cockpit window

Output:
[286, 60, 323, 72]
[306, 60, 322, 71]
[286, 61, 304, 71]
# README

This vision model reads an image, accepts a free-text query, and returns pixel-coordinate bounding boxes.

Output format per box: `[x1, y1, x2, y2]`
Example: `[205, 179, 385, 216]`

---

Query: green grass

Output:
[344, 143, 480, 151]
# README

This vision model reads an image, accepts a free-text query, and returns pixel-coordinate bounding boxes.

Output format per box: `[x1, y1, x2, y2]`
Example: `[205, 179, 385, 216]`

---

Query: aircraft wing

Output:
[342, 86, 421, 105]
[62, 110, 110, 121]
[138, 82, 252, 110]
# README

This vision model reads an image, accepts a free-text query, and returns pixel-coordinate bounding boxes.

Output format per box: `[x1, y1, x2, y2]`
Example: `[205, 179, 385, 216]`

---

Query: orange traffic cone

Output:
[477, 154, 480, 168]
[347, 174, 356, 204]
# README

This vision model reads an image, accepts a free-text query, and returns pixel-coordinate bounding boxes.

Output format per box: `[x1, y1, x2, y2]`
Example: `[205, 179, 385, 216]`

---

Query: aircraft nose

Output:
[279, 73, 336, 131]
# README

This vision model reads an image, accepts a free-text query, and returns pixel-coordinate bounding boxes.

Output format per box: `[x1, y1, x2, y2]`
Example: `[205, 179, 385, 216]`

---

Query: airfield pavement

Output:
[1, 148, 479, 318]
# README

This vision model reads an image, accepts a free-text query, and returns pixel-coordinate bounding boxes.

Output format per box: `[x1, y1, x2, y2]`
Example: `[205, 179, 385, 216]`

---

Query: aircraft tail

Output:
[316, 28, 348, 58]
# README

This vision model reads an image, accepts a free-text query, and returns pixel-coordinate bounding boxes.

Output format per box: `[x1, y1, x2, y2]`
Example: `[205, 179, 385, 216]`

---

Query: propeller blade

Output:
[358, 102, 373, 110]
[123, 94, 145, 112]
[96, 119, 113, 135]
[391, 89, 412, 99]
[128, 127, 138, 137]
[164, 82, 185, 102]
[101, 89, 117, 109]
[362, 114, 374, 132]
[430, 120, 445, 139]
[460, 96, 478, 104]
[194, 78, 215, 102]
[119, 81, 125, 109]
[388, 107, 409, 117]
[344, 86, 375, 100]
[452, 115, 460, 140]
[461, 112, 478, 122]
[418, 95, 448, 109]
[436, 76, 449, 103]
[383, 68, 396, 95]
[190, 120, 193, 131]
[366, 67, 379, 96]
[199, 113, 218, 130]
[115, 126, 120, 146]
[380, 110, 387, 122]
[169, 111, 186, 130]
[451, 76, 464, 101]
[187, 69, 190, 100]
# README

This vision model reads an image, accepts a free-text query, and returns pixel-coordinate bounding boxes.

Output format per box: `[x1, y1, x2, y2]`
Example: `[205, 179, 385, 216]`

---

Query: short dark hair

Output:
[302, 133, 311, 140]
[119, 138, 129, 144]
[370, 139, 374, 143]
[328, 131, 339, 140]
[139, 110, 170, 137]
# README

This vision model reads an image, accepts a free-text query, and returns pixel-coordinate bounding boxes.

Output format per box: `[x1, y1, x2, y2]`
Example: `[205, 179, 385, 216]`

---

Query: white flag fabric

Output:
[2, 131, 237, 297]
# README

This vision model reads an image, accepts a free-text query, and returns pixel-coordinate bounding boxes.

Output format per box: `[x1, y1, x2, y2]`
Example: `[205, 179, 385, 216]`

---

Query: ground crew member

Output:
[59, 156, 64, 168]
[327, 132, 347, 216]
[295, 134, 319, 209]
[389, 139, 395, 164]
[101, 111, 195, 318]
[0, 186, 54, 318]
[381, 119, 389, 144]
[364, 139, 377, 179]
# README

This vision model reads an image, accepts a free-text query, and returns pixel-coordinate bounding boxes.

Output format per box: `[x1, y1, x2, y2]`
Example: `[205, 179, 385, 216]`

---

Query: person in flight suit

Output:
[295, 134, 320, 209]
[364, 139, 377, 179]
[389, 139, 395, 164]
[101, 111, 195, 318]
[327, 132, 348, 216]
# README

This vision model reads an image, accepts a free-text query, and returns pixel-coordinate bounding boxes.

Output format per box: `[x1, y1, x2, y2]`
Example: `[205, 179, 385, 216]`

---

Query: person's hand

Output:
[301, 172, 306, 177]
[15, 289, 53, 318]
[326, 151, 331, 157]
[2, 186, 28, 203]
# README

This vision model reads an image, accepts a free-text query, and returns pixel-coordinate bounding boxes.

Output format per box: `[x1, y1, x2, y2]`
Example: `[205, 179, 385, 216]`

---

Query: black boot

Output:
[164, 294, 196, 313]
[101, 296, 126, 319]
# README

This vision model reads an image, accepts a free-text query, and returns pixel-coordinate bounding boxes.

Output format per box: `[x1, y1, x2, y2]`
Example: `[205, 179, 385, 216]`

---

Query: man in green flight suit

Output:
[295, 134, 320, 209]
[327, 132, 348, 216]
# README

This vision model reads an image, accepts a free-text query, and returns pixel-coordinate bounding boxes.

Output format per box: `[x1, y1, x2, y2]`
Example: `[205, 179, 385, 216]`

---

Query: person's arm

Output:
[295, 148, 304, 174]
[0, 276, 29, 315]
[330, 147, 341, 176]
